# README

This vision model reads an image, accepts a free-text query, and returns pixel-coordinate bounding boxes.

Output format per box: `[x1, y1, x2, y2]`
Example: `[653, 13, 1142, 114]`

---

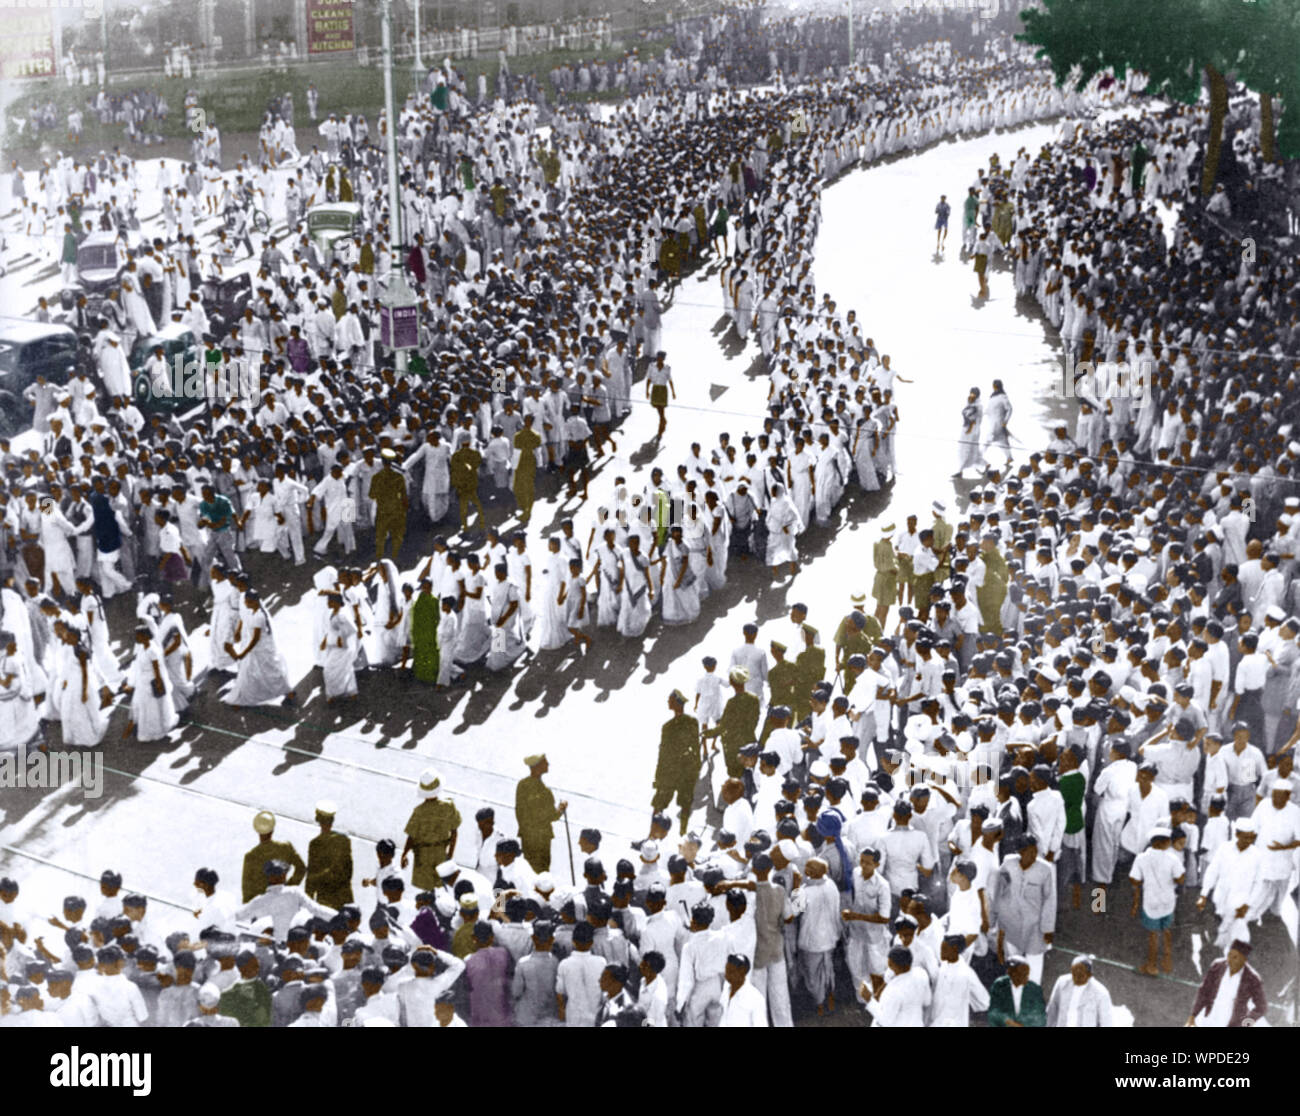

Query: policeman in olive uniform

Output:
[305, 800, 354, 910]
[516, 754, 568, 874]
[872, 522, 899, 626]
[513, 415, 543, 523]
[931, 501, 954, 580]
[402, 768, 462, 892]
[703, 668, 761, 779]
[834, 606, 880, 675]
[762, 640, 799, 745]
[241, 810, 307, 903]
[369, 448, 409, 560]
[793, 624, 826, 722]
[652, 690, 702, 835]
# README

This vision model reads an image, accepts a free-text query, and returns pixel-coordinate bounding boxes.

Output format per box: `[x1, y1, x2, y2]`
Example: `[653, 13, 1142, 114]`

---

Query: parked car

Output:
[306, 201, 362, 265]
[199, 272, 253, 342]
[129, 321, 201, 415]
[76, 229, 132, 293]
[0, 318, 81, 437]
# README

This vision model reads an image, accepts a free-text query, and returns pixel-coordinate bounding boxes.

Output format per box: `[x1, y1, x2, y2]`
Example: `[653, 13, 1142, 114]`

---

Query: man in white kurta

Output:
[995, 837, 1056, 985]
[929, 933, 990, 1026]
[862, 945, 931, 1026]
[1046, 956, 1114, 1027]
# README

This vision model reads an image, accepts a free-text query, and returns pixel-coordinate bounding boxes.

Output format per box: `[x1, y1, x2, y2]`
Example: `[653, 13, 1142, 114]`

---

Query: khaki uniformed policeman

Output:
[793, 625, 826, 723]
[305, 800, 355, 910]
[872, 523, 898, 626]
[402, 769, 462, 891]
[652, 690, 702, 835]
[702, 669, 760, 779]
[369, 448, 409, 560]
[516, 754, 568, 874]
[762, 641, 799, 745]
[241, 811, 307, 904]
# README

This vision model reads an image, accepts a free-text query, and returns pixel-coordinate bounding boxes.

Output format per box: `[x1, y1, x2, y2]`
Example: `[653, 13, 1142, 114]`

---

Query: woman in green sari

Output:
[410, 578, 440, 684]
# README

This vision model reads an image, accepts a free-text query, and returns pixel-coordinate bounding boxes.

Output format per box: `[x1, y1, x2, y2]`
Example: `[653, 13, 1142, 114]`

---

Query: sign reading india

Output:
[307, 0, 355, 54]
[0, 7, 55, 79]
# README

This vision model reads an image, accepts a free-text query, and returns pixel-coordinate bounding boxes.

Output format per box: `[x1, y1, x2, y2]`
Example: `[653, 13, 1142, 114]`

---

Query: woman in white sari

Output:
[0, 630, 42, 749]
[1, 585, 46, 698]
[787, 435, 816, 527]
[536, 537, 570, 651]
[223, 590, 295, 707]
[437, 597, 461, 686]
[309, 565, 340, 669]
[813, 432, 848, 527]
[320, 593, 359, 702]
[126, 624, 179, 742]
[682, 501, 714, 604]
[206, 564, 240, 674]
[616, 536, 654, 637]
[702, 490, 730, 593]
[454, 554, 491, 668]
[851, 410, 882, 492]
[765, 483, 803, 576]
[954, 386, 985, 476]
[486, 563, 527, 671]
[76, 576, 122, 687]
[367, 559, 406, 668]
[155, 597, 195, 715]
[56, 629, 111, 748]
[592, 529, 623, 628]
[660, 525, 700, 626]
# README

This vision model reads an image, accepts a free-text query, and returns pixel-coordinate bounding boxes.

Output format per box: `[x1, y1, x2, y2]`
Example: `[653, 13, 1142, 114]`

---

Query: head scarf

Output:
[815, 808, 852, 893]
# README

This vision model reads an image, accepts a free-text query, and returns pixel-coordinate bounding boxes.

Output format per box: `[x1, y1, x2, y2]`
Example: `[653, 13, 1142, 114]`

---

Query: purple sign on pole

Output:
[392, 304, 419, 349]
[380, 304, 419, 350]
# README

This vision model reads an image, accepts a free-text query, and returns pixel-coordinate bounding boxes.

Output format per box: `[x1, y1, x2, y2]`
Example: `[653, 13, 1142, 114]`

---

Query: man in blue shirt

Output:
[197, 482, 241, 585]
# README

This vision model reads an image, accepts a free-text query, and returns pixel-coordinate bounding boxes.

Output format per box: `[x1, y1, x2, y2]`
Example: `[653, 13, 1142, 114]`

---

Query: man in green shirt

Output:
[218, 950, 272, 1027]
[305, 800, 354, 910]
[1058, 745, 1088, 910]
[61, 223, 77, 286]
[961, 186, 979, 253]
[516, 754, 568, 873]
[241, 811, 306, 903]
[402, 769, 462, 891]
[652, 690, 701, 835]
[988, 956, 1047, 1027]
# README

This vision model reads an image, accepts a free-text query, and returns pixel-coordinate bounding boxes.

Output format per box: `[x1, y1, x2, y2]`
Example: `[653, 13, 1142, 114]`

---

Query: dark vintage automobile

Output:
[128, 322, 203, 415]
[0, 318, 81, 438]
[200, 272, 253, 342]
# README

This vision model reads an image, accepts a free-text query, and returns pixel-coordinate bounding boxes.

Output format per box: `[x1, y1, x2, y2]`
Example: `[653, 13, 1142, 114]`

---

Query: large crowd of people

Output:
[1, 0, 1296, 1029]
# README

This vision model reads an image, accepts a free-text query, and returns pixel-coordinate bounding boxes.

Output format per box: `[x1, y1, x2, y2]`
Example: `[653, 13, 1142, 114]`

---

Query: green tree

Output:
[1017, 0, 1296, 194]
[1235, 0, 1300, 163]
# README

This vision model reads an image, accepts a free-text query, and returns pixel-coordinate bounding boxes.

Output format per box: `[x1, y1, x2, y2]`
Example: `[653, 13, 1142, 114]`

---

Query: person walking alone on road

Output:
[934, 195, 950, 252]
